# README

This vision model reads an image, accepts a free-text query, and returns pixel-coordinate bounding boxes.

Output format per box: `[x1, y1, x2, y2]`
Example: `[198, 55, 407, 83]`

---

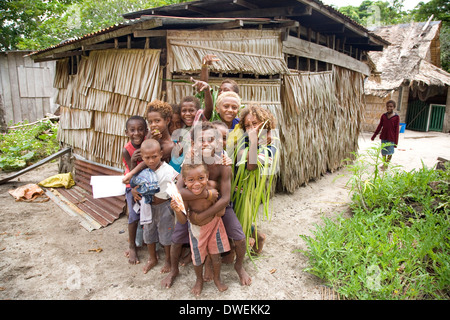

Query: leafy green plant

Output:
[299, 145, 450, 300]
[0, 119, 59, 171]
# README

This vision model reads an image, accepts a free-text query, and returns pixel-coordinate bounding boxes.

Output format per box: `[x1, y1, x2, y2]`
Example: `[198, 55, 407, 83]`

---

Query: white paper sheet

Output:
[166, 181, 186, 214]
[90, 175, 126, 199]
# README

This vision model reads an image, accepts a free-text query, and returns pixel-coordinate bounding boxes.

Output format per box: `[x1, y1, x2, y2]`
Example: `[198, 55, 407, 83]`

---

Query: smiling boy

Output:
[171, 163, 229, 296]
[122, 115, 148, 265]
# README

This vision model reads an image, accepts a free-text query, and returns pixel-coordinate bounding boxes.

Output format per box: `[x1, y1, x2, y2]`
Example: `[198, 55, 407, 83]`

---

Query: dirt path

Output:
[0, 130, 448, 300]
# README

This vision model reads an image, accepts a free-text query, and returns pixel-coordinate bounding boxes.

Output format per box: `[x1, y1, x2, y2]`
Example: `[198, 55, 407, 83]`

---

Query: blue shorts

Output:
[381, 140, 395, 156]
[125, 188, 139, 224]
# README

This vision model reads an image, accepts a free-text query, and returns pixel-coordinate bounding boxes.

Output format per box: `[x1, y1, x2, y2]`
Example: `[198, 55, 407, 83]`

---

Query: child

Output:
[169, 103, 184, 173]
[138, 138, 180, 274]
[168, 103, 183, 135]
[162, 122, 251, 289]
[171, 163, 230, 296]
[122, 115, 148, 265]
[124, 100, 177, 178]
[146, 100, 175, 164]
[236, 105, 278, 255]
[179, 96, 202, 129]
[214, 91, 241, 130]
[218, 79, 239, 96]
[371, 100, 400, 169]
[214, 91, 244, 157]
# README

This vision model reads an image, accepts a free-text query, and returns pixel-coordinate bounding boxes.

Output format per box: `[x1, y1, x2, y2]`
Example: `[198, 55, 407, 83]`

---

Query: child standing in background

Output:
[371, 100, 400, 169]
[168, 103, 183, 135]
[122, 115, 148, 265]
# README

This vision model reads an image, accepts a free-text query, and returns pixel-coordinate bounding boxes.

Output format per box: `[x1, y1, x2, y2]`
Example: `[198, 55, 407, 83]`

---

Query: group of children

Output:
[119, 54, 399, 296]
[121, 59, 277, 296]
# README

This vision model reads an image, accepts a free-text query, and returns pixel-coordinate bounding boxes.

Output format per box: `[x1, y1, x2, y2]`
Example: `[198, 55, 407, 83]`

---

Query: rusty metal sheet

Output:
[49, 158, 126, 229]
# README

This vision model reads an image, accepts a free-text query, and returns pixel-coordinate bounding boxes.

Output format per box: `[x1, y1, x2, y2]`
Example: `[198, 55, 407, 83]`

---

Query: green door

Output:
[428, 104, 446, 132]
[406, 100, 429, 131]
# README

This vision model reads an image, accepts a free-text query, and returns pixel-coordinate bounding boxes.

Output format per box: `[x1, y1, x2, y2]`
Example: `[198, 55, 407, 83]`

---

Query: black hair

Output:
[125, 115, 147, 130]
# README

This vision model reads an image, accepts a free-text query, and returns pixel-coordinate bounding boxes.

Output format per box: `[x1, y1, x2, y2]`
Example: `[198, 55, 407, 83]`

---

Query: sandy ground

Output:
[0, 129, 449, 301]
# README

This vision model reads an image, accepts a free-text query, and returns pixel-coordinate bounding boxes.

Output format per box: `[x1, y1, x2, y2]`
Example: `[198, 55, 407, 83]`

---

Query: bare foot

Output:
[203, 263, 213, 282]
[143, 258, 157, 274]
[255, 233, 266, 254]
[161, 270, 178, 288]
[214, 278, 228, 292]
[160, 260, 171, 273]
[125, 247, 140, 265]
[191, 278, 203, 296]
[235, 263, 252, 286]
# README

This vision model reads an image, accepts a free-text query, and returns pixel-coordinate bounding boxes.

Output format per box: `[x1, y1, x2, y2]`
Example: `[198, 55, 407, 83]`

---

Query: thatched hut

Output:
[29, 0, 388, 227]
[364, 20, 450, 133]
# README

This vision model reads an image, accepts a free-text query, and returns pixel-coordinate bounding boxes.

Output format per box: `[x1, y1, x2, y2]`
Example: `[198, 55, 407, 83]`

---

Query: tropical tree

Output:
[0, 0, 191, 51]
[412, 0, 450, 72]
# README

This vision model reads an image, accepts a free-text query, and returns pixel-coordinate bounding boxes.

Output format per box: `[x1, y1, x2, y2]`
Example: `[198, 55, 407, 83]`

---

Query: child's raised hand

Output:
[190, 77, 210, 92]
[202, 54, 220, 66]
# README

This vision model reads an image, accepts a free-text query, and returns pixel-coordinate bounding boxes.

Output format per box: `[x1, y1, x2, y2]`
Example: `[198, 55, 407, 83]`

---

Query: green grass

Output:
[0, 119, 59, 171]
[299, 145, 450, 300]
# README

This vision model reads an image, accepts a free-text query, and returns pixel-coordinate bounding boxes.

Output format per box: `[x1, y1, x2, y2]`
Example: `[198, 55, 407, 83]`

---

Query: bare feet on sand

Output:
[125, 247, 140, 264]
[161, 270, 178, 288]
[142, 258, 157, 274]
[235, 263, 252, 286]
[160, 260, 171, 273]
[191, 279, 203, 296]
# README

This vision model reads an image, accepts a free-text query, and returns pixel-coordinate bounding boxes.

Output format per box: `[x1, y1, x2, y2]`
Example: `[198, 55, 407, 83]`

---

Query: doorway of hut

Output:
[405, 100, 446, 132]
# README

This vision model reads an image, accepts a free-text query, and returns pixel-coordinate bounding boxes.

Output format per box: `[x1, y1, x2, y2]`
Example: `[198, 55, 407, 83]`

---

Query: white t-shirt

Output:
[154, 161, 179, 200]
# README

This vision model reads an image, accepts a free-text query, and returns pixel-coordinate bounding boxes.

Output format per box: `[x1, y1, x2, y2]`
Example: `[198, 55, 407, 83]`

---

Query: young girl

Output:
[171, 163, 230, 296]
[234, 105, 278, 255]
[122, 115, 148, 265]
[371, 100, 400, 169]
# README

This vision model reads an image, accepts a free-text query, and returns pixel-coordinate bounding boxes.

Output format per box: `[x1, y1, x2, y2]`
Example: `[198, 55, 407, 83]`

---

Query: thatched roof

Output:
[365, 20, 450, 97]
[168, 29, 288, 75]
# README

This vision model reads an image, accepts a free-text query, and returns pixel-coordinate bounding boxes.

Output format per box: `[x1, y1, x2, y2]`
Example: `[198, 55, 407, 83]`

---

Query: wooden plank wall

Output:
[0, 51, 57, 125]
